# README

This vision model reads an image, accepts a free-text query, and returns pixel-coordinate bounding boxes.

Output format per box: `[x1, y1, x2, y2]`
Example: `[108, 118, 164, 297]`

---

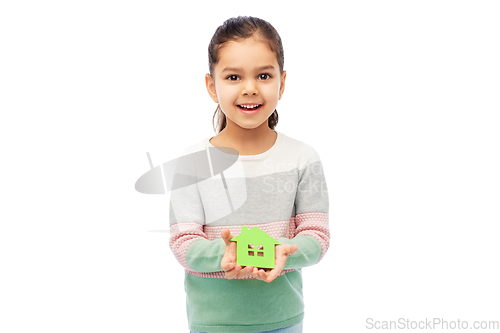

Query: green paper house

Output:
[230, 226, 281, 269]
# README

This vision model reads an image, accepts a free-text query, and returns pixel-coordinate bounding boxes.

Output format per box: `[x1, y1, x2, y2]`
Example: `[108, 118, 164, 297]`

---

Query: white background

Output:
[1, 0, 499, 332]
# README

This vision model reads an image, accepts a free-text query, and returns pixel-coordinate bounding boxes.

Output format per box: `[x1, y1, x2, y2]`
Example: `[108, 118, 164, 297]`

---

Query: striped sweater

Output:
[169, 130, 329, 332]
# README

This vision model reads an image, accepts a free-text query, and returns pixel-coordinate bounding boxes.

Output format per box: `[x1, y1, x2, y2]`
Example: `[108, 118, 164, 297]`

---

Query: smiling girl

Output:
[169, 16, 330, 333]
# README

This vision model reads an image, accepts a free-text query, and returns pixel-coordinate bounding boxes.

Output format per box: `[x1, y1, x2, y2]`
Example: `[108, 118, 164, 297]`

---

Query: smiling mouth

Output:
[237, 104, 262, 111]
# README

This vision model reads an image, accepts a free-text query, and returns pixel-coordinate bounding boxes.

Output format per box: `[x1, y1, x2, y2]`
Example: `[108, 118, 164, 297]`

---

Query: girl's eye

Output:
[226, 75, 240, 81]
[259, 73, 271, 80]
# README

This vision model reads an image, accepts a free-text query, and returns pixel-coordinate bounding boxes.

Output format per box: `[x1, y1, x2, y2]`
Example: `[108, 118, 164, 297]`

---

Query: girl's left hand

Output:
[252, 243, 298, 283]
[221, 229, 256, 280]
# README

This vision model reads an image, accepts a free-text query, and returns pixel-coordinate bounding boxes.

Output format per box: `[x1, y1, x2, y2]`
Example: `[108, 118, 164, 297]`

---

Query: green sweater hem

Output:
[189, 313, 304, 332]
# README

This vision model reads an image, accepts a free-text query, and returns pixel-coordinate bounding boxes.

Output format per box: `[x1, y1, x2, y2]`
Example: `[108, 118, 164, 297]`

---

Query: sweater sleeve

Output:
[168, 146, 226, 273]
[279, 143, 330, 270]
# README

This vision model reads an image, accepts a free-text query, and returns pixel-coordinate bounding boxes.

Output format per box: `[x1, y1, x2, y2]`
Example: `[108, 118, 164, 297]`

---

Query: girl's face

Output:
[206, 36, 286, 132]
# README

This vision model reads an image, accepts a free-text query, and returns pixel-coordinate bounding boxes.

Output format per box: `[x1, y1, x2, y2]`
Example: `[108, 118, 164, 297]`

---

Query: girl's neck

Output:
[214, 122, 277, 155]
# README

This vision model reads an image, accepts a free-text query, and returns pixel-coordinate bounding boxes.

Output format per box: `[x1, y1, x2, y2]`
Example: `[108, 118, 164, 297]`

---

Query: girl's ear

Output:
[205, 73, 219, 103]
[278, 70, 287, 100]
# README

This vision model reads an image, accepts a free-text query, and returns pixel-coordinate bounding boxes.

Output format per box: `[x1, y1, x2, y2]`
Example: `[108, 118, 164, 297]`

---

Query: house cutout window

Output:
[248, 244, 264, 257]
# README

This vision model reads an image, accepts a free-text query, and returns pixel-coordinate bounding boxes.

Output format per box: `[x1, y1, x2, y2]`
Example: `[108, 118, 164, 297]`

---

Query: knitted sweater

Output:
[169, 130, 330, 332]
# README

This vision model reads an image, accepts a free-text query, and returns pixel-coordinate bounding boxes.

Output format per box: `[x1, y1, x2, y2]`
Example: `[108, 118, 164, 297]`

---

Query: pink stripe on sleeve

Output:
[169, 223, 206, 270]
[294, 212, 330, 261]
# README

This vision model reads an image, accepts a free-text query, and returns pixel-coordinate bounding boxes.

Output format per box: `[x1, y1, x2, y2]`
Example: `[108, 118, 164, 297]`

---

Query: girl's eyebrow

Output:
[221, 65, 275, 73]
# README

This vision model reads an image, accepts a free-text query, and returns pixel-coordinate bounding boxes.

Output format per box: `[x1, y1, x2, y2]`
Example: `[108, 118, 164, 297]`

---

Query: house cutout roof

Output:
[230, 226, 281, 245]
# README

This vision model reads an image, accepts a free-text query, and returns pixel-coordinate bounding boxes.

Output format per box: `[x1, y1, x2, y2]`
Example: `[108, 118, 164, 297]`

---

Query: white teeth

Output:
[239, 104, 260, 108]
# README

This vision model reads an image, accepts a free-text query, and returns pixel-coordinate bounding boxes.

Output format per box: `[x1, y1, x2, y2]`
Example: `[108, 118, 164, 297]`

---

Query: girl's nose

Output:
[242, 79, 258, 96]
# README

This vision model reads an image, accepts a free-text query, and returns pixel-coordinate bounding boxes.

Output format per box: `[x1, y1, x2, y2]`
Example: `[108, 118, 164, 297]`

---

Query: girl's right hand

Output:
[220, 229, 255, 279]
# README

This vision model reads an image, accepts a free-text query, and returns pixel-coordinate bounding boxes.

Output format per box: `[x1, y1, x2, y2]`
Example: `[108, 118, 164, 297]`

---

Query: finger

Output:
[255, 274, 266, 281]
[279, 243, 298, 256]
[266, 268, 280, 283]
[286, 244, 298, 255]
[221, 229, 231, 245]
[271, 244, 297, 263]
[221, 242, 237, 269]
[221, 260, 230, 271]
[227, 264, 241, 276]
[267, 255, 287, 283]
[266, 268, 277, 283]
[252, 268, 269, 281]
[236, 265, 253, 279]
[225, 265, 242, 279]
[221, 256, 235, 271]
[235, 266, 251, 279]
[225, 239, 237, 256]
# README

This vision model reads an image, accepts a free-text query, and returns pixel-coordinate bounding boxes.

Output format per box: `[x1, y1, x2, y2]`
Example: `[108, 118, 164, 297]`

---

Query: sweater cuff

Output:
[278, 235, 322, 270]
[185, 238, 226, 273]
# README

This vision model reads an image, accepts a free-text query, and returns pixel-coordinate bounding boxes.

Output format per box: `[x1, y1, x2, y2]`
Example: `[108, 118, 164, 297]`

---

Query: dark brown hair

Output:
[208, 16, 284, 134]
